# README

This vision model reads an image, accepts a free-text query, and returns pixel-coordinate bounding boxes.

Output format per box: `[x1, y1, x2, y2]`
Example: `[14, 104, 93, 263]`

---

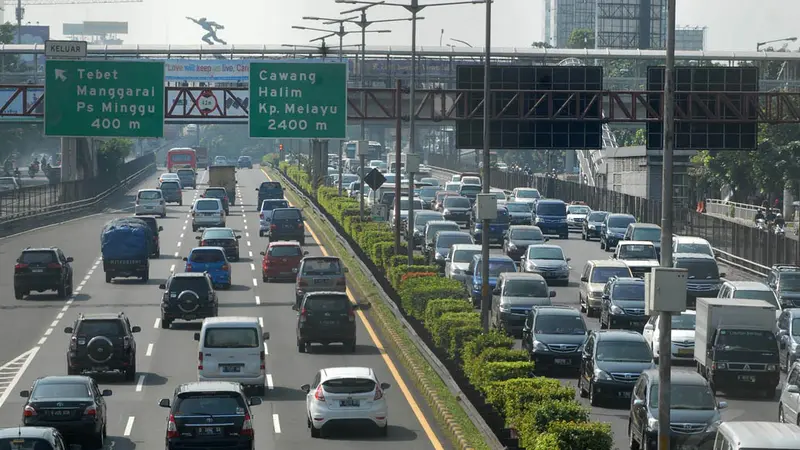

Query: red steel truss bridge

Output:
[5, 85, 800, 124]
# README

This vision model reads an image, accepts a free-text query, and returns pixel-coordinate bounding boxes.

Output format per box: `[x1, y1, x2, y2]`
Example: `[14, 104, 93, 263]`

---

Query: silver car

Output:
[520, 244, 571, 286]
[490, 272, 556, 334]
[294, 256, 349, 308]
[191, 198, 225, 232]
[258, 199, 290, 237]
[134, 189, 167, 217]
[446, 244, 482, 284]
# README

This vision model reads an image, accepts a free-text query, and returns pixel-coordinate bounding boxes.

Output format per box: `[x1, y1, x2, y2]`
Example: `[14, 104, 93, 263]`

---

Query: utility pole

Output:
[479, 0, 492, 331]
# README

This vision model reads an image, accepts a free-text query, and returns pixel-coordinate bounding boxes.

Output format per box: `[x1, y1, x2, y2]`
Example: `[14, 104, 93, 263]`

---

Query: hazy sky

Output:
[8, 0, 800, 52]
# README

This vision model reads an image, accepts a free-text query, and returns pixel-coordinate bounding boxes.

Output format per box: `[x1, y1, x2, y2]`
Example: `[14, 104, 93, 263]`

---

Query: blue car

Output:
[472, 206, 510, 246]
[533, 199, 569, 238]
[184, 247, 232, 289]
[467, 254, 517, 308]
[600, 213, 637, 252]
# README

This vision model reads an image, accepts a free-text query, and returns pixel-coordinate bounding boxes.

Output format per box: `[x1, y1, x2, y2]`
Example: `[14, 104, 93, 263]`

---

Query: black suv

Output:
[521, 306, 588, 372]
[270, 207, 305, 244]
[20, 376, 111, 448]
[0, 426, 68, 449]
[131, 215, 164, 258]
[159, 381, 261, 450]
[64, 313, 140, 381]
[599, 277, 647, 330]
[159, 272, 218, 328]
[14, 247, 74, 300]
[578, 330, 654, 407]
[297, 292, 359, 353]
[238, 156, 253, 169]
[256, 181, 284, 211]
[768, 264, 800, 308]
[204, 187, 230, 214]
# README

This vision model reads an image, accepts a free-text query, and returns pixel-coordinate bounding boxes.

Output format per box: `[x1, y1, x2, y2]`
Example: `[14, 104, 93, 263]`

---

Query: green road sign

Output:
[44, 60, 165, 138]
[249, 62, 347, 139]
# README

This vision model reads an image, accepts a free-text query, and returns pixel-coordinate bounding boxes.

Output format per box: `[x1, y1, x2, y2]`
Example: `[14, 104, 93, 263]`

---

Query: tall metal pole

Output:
[479, 0, 492, 332]
[337, 31, 345, 197]
[359, 154, 366, 219]
[15, 0, 22, 44]
[406, 2, 420, 266]
[359, 12, 368, 141]
[657, 0, 677, 448]
[394, 80, 403, 255]
[407, 168, 415, 264]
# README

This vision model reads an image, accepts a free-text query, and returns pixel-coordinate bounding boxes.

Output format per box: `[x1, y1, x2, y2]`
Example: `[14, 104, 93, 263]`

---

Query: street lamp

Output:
[757, 36, 797, 51]
[336, 0, 486, 266]
[292, 24, 389, 62]
[450, 37, 473, 47]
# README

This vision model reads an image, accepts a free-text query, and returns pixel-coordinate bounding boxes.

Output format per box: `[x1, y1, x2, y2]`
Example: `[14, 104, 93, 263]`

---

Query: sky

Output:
[7, 0, 800, 52]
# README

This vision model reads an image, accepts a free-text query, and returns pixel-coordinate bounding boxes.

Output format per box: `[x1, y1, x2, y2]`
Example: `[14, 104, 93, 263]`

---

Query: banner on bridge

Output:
[163, 58, 348, 83]
[0, 87, 43, 121]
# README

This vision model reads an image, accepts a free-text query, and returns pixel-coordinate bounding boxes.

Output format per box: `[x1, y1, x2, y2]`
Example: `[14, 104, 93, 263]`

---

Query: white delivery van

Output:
[713, 421, 800, 449]
[195, 316, 269, 395]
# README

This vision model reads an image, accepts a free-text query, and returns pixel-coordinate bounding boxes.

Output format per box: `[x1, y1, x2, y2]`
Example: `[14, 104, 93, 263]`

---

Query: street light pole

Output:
[479, 0, 491, 332]
[756, 36, 798, 51]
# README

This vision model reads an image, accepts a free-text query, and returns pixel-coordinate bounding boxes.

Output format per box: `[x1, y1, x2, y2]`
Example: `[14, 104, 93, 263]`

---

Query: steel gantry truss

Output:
[5, 85, 800, 124]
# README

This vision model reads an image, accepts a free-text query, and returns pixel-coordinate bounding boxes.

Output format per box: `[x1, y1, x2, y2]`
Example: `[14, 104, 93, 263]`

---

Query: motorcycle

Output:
[775, 224, 787, 236]
[13, 168, 21, 181]
[756, 218, 768, 231]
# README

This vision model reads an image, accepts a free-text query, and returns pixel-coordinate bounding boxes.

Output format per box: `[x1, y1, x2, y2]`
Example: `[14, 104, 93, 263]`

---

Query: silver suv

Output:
[191, 198, 225, 232]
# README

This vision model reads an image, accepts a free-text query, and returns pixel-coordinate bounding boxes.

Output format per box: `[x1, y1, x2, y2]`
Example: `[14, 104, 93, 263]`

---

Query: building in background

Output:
[596, 0, 666, 49]
[675, 26, 706, 51]
[544, 0, 597, 49]
[63, 21, 127, 44]
[12, 25, 49, 72]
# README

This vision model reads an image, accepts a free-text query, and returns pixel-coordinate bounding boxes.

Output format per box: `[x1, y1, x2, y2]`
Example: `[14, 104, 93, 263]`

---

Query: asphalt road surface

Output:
[0, 166, 451, 450]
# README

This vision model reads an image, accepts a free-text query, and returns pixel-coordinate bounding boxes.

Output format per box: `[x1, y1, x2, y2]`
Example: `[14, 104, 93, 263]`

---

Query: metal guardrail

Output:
[705, 198, 762, 222]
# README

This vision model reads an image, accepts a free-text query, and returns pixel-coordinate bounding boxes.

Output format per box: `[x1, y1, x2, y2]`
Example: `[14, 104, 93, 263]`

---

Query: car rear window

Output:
[261, 200, 289, 211]
[203, 229, 235, 239]
[168, 277, 210, 294]
[174, 392, 246, 415]
[503, 279, 548, 297]
[205, 189, 226, 197]
[160, 182, 180, 190]
[20, 251, 57, 264]
[536, 202, 566, 216]
[31, 382, 90, 399]
[190, 249, 226, 263]
[195, 200, 220, 211]
[269, 246, 301, 257]
[260, 182, 282, 191]
[0, 437, 55, 450]
[436, 233, 473, 248]
[273, 209, 302, 220]
[305, 295, 350, 312]
[138, 190, 162, 200]
[322, 378, 376, 394]
[204, 327, 259, 348]
[302, 258, 342, 275]
[591, 267, 632, 283]
[76, 319, 123, 336]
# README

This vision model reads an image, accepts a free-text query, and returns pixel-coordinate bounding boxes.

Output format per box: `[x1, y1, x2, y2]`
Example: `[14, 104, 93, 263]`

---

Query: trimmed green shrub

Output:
[389, 264, 440, 288]
[428, 312, 480, 349]
[464, 347, 529, 382]
[470, 362, 535, 392]
[448, 323, 483, 361]
[423, 299, 472, 331]
[462, 331, 514, 361]
[387, 254, 427, 268]
[399, 277, 466, 318]
[541, 420, 614, 450]
[401, 272, 438, 284]
[484, 377, 575, 424]
[516, 400, 589, 448]
[532, 433, 562, 450]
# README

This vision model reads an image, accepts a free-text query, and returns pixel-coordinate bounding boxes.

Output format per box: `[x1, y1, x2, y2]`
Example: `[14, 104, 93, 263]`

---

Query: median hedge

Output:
[280, 163, 613, 449]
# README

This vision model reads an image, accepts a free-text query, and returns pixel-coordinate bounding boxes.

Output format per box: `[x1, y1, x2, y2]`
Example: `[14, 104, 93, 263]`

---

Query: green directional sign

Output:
[44, 60, 165, 138]
[249, 62, 347, 139]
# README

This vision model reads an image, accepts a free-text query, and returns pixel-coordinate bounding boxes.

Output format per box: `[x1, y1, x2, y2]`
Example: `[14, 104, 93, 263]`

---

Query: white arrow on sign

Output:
[54, 69, 67, 81]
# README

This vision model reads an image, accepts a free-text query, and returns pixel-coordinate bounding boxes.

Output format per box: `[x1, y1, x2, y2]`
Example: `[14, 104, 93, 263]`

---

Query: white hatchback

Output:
[134, 189, 166, 217]
[192, 198, 225, 232]
[301, 367, 390, 438]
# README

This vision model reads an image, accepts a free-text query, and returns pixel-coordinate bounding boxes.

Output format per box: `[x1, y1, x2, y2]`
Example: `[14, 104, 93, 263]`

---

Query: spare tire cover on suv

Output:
[86, 336, 114, 363]
[177, 290, 201, 313]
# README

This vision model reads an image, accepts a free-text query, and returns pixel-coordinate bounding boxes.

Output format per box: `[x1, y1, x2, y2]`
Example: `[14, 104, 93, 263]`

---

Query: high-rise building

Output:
[675, 26, 706, 51]
[595, 0, 667, 49]
[545, 0, 598, 49]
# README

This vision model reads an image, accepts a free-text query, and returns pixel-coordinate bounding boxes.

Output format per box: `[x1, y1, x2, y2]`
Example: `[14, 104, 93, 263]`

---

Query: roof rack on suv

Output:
[772, 264, 800, 271]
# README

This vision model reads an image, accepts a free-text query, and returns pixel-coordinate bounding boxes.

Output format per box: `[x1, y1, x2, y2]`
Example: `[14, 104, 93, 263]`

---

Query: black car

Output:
[581, 210, 608, 241]
[131, 215, 163, 258]
[203, 187, 230, 214]
[238, 156, 253, 169]
[159, 381, 261, 450]
[14, 247, 74, 300]
[674, 253, 724, 308]
[64, 312, 140, 380]
[0, 426, 68, 450]
[441, 196, 471, 225]
[198, 227, 241, 261]
[270, 207, 305, 245]
[599, 277, 647, 330]
[505, 201, 534, 225]
[503, 225, 548, 261]
[20, 376, 111, 448]
[768, 264, 800, 308]
[600, 213, 636, 252]
[297, 291, 359, 353]
[578, 330, 654, 407]
[521, 306, 588, 372]
[256, 181, 284, 211]
[159, 180, 183, 205]
[159, 272, 218, 329]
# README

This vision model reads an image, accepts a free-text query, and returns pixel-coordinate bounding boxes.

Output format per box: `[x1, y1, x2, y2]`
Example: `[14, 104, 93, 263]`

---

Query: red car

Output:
[261, 241, 307, 282]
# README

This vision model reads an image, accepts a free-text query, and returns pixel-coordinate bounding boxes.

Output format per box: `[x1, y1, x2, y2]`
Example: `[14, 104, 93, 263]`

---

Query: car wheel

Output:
[778, 403, 785, 423]
[124, 360, 137, 382]
[379, 423, 388, 437]
[578, 376, 589, 398]
[310, 424, 322, 438]
[67, 276, 73, 296]
[57, 282, 67, 298]
[600, 239, 605, 250]
[300, 237, 306, 245]
[599, 312, 608, 329]
[14, 288, 23, 300]
[346, 340, 356, 353]
[263, 276, 269, 283]
[298, 339, 306, 353]
[628, 419, 641, 450]
[192, 225, 197, 232]
[90, 425, 105, 449]
[578, 296, 586, 313]
[160, 317, 171, 329]
[105, 273, 112, 283]
[589, 381, 601, 407]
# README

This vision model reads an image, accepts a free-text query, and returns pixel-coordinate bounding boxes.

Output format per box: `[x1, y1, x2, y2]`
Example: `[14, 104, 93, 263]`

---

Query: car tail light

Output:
[200, 240, 208, 246]
[69, 336, 77, 351]
[23, 405, 36, 417]
[259, 213, 264, 219]
[299, 308, 307, 324]
[167, 414, 179, 438]
[14, 263, 28, 272]
[298, 223, 304, 229]
[270, 224, 277, 230]
[222, 264, 229, 271]
[241, 413, 254, 437]
[314, 385, 325, 401]
[83, 406, 97, 416]
[348, 308, 356, 322]
[336, 277, 346, 286]
[185, 264, 192, 271]
[198, 352, 203, 370]
[374, 384, 384, 400]
[260, 351, 265, 370]
[47, 263, 62, 269]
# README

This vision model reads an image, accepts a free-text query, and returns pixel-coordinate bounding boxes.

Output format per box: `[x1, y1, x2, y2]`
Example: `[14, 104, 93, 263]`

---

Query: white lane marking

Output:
[272, 414, 281, 433]
[123, 416, 135, 436]
[252, 278, 257, 287]
[56, 312, 64, 320]
[170, 264, 175, 273]
[146, 343, 154, 356]
[258, 317, 263, 327]
[50, 320, 58, 328]
[44, 328, 52, 336]
[174, 251, 179, 257]
[250, 263, 255, 271]
[61, 305, 69, 312]
[0, 348, 39, 409]
[182, 226, 186, 231]
[264, 342, 269, 355]
[266, 374, 274, 390]
[245, 232, 250, 238]
[86, 270, 93, 276]
[153, 318, 161, 329]
[247, 241, 251, 247]
[243, 218, 246, 223]
[79, 280, 87, 286]
[249, 251, 253, 258]
[84, 274, 91, 280]
[135, 375, 145, 392]
[37, 337, 46, 345]
[255, 296, 261, 305]
[179, 233, 184, 239]
[72, 287, 81, 293]
[66, 299, 74, 305]
[177, 242, 181, 247]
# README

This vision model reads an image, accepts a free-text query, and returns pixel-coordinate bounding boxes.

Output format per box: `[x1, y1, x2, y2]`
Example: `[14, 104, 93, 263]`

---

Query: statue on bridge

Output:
[186, 17, 227, 45]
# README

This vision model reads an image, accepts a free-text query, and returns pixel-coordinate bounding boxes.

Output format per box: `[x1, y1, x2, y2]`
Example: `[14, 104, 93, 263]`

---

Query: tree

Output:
[97, 138, 133, 178]
[614, 128, 646, 147]
[567, 29, 595, 49]
[531, 41, 553, 49]
[200, 124, 273, 161]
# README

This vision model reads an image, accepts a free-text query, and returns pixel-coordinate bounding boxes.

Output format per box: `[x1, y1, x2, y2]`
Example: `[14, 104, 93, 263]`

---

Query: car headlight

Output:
[610, 305, 624, 315]
[767, 364, 778, 371]
[588, 224, 596, 229]
[499, 304, 511, 313]
[706, 419, 721, 432]
[532, 340, 549, 352]
[590, 291, 603, 299]
[647, 417, 658, 432]
[593, 368, 612, 381]
[435, 252, 445, 260]
[714, 362, 728, 370]
[443, 209, 451, 215]
[535, 217, 542, 223]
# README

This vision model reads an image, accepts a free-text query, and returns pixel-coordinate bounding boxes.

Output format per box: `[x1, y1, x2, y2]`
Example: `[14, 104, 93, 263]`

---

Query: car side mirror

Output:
[255, 188, 258, 191]
[159, 283, 166, 289]
[580, 276, 588, 282]
[195, 236, 201, 240]
[263, 332, 270, 341]
[300, 384, 311, 393]
[719, 272, 726, 278]
[610, 254, 616, 259]
[444, 257, 450, 262]
[465, 270, 474, 276]
[259, 251, 265, 256]
[66, 257, 74, 263]
[248, 396, 262, 406]
[492, 288, 501, 295]
[549, 290, 556, 298]
[158, 398, 170, 408]
[236, 235, 242, 239]
[131, 326, 141, 333]
[20, 390, 30, 398]
[193, 332, 200, 341]
[786, 385, 800, 395]
[64, 327, 73, 334]
[633, 399, 645, 407]
[544, 238, 549, 242]
[380, 382, 391, 390]
[101, 389, 112, 397]
[159, 226, 164, 231]
[182, 257, 188, 261]
[304, 251, 309, 255]
[716, 401, 729, 409]
[566, 257, 571, 262]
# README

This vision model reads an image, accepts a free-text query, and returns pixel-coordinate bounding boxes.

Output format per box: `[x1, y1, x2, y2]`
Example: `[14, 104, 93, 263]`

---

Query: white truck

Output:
[611, 241, 660, 278]
[387, 152, 406, 173]
[694, 297, 780, 398]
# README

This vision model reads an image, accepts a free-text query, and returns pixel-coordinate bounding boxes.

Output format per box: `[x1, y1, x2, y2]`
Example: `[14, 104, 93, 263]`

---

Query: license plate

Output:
[554, 358, 571, 365]
[92, 367, 108, 372]
[197, 427, 221, 436]
[340, 399, 360, 407]
[32, 269, 43, 273]
[618, 391, 631, 398]
[314, 278, 327, 284]
[738, 375, 756, 382]
[47, 410, 70, 416]
[320, 320, 336, 326]
[221, 365, 241, 373]
[677, 348, 693, 355]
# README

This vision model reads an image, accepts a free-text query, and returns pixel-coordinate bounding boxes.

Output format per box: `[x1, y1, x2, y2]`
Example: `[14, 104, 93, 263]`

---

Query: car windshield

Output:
[177, 170, 194, 176]
[780, 273, 800, 291]
[262, 200, 289, 211]
[415, 214, 442, 227]
[420, 187, 439, 197]
[613, 283, 645, 301]
[0, 437, 55, 450]
[427, 225, 460, 240]
[596, 341, 651, 362]
[648, 384, 716, 410]
[619, 244, 657, 260]
[716, 329, 777, 352]
[190, 249, 226, 263]
[491, 209, 510, 224]
[302, 258, 342, 275]
[205, 189, 226, 197]
[76, 319, 123, 336]
[421, 178, 439, 186]
[444, 197, 470, 208]
[675, 260, 719, 280]
[323, 378, 376, 394]
[269, 246, 301, 257]
[568, 206, 591, 214]
[20, 251, 56, 264]
[453, 249, 481, 263]
[0, 178, 15, 186]
[485, 261, 516, 277]
[259, 182, 282, 191]
[174, 392, 246, 415]
[675, 242, 713, 256]
[171, 154, 192, 162]
[633, 228, 662, 242]
[792, 319, 800, 336]
[204, 327, 259, 348]
[436, 234, 473, 248]
[672, 314, 696, 330]
[168, 277, 209, 294]
[507, 203, 532, 213]
[537, 203, 566, 216]
[588, 212, 608, 222]
[461, 177, 480, 184]
[203, 229, 235, 239]
[273, 209, 301, 220]
[516, 189, 540, 199]
[591, 267, 632, 283]
[398, 198, 423, 210]
[32, 382, 90, 399]
[460, 186, 481, 195]
[195, 200, 220, 211]
[528, 247, 564, 260]
[535, 314, 586, 335]
[503, 279, 548, 297]
[732, 289, 779, 307]
[608, 216, 636, 228]
[512, 229, 543, 240]
[494, 192, 506, 200]
[138, 191, 161, 200]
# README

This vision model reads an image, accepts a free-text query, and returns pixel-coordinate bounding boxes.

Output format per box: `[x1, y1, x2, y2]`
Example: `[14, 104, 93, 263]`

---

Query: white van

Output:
[194, 317, 270, 395]
[713, 421, 800, 449]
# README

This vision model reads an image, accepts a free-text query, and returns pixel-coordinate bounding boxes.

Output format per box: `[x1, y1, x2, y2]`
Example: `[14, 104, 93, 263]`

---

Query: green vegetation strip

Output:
[270, 167, 490, 450]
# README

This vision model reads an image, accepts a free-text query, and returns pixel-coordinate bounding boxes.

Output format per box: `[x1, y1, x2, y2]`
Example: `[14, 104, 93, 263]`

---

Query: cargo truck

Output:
[208, 165, 237, 205]
[694, 297, 780, 398]
[101, 218, 151, 283]
[193, 146, 209, 169]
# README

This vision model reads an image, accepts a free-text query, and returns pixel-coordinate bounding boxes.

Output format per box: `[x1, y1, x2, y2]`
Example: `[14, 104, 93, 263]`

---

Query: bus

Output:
[166, 148, 197, 172]
[344, 140, 383, 160]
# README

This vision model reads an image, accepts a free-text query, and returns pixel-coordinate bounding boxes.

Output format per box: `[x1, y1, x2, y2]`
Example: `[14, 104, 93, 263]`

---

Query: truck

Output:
[208, 165, 237, 205]
[387, 152, 405, 173]
[193, 146, 209, 169]
[101, 218, 151, 283]
[694, 297, 780, 398]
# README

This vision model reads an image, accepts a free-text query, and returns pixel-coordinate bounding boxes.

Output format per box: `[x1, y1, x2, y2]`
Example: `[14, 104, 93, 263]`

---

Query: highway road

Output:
[0, 166, 451, 450]
[427, 169, 782, 449]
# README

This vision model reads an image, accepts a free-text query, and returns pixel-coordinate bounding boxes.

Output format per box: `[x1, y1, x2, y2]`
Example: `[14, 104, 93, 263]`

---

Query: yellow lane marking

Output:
[261, 168, 444, 450]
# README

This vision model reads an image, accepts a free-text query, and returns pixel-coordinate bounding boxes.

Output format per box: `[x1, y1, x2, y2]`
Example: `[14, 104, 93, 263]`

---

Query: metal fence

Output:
[0, 153, 156, 221]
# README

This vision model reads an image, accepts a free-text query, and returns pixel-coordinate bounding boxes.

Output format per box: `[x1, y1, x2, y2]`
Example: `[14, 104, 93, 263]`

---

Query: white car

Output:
[673, 235, 714, 257]
[134, 189, 166, 217]
[301, 367, 390, 438]
[642, 310, 696, 363]
[159, 172, 180, 183]
[195, 316, 269, 395]
[566, 204, 591, 230]
[510, 187, 541, 206]
[191, 198, 226, 231]
[461, 176, 481, 186]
